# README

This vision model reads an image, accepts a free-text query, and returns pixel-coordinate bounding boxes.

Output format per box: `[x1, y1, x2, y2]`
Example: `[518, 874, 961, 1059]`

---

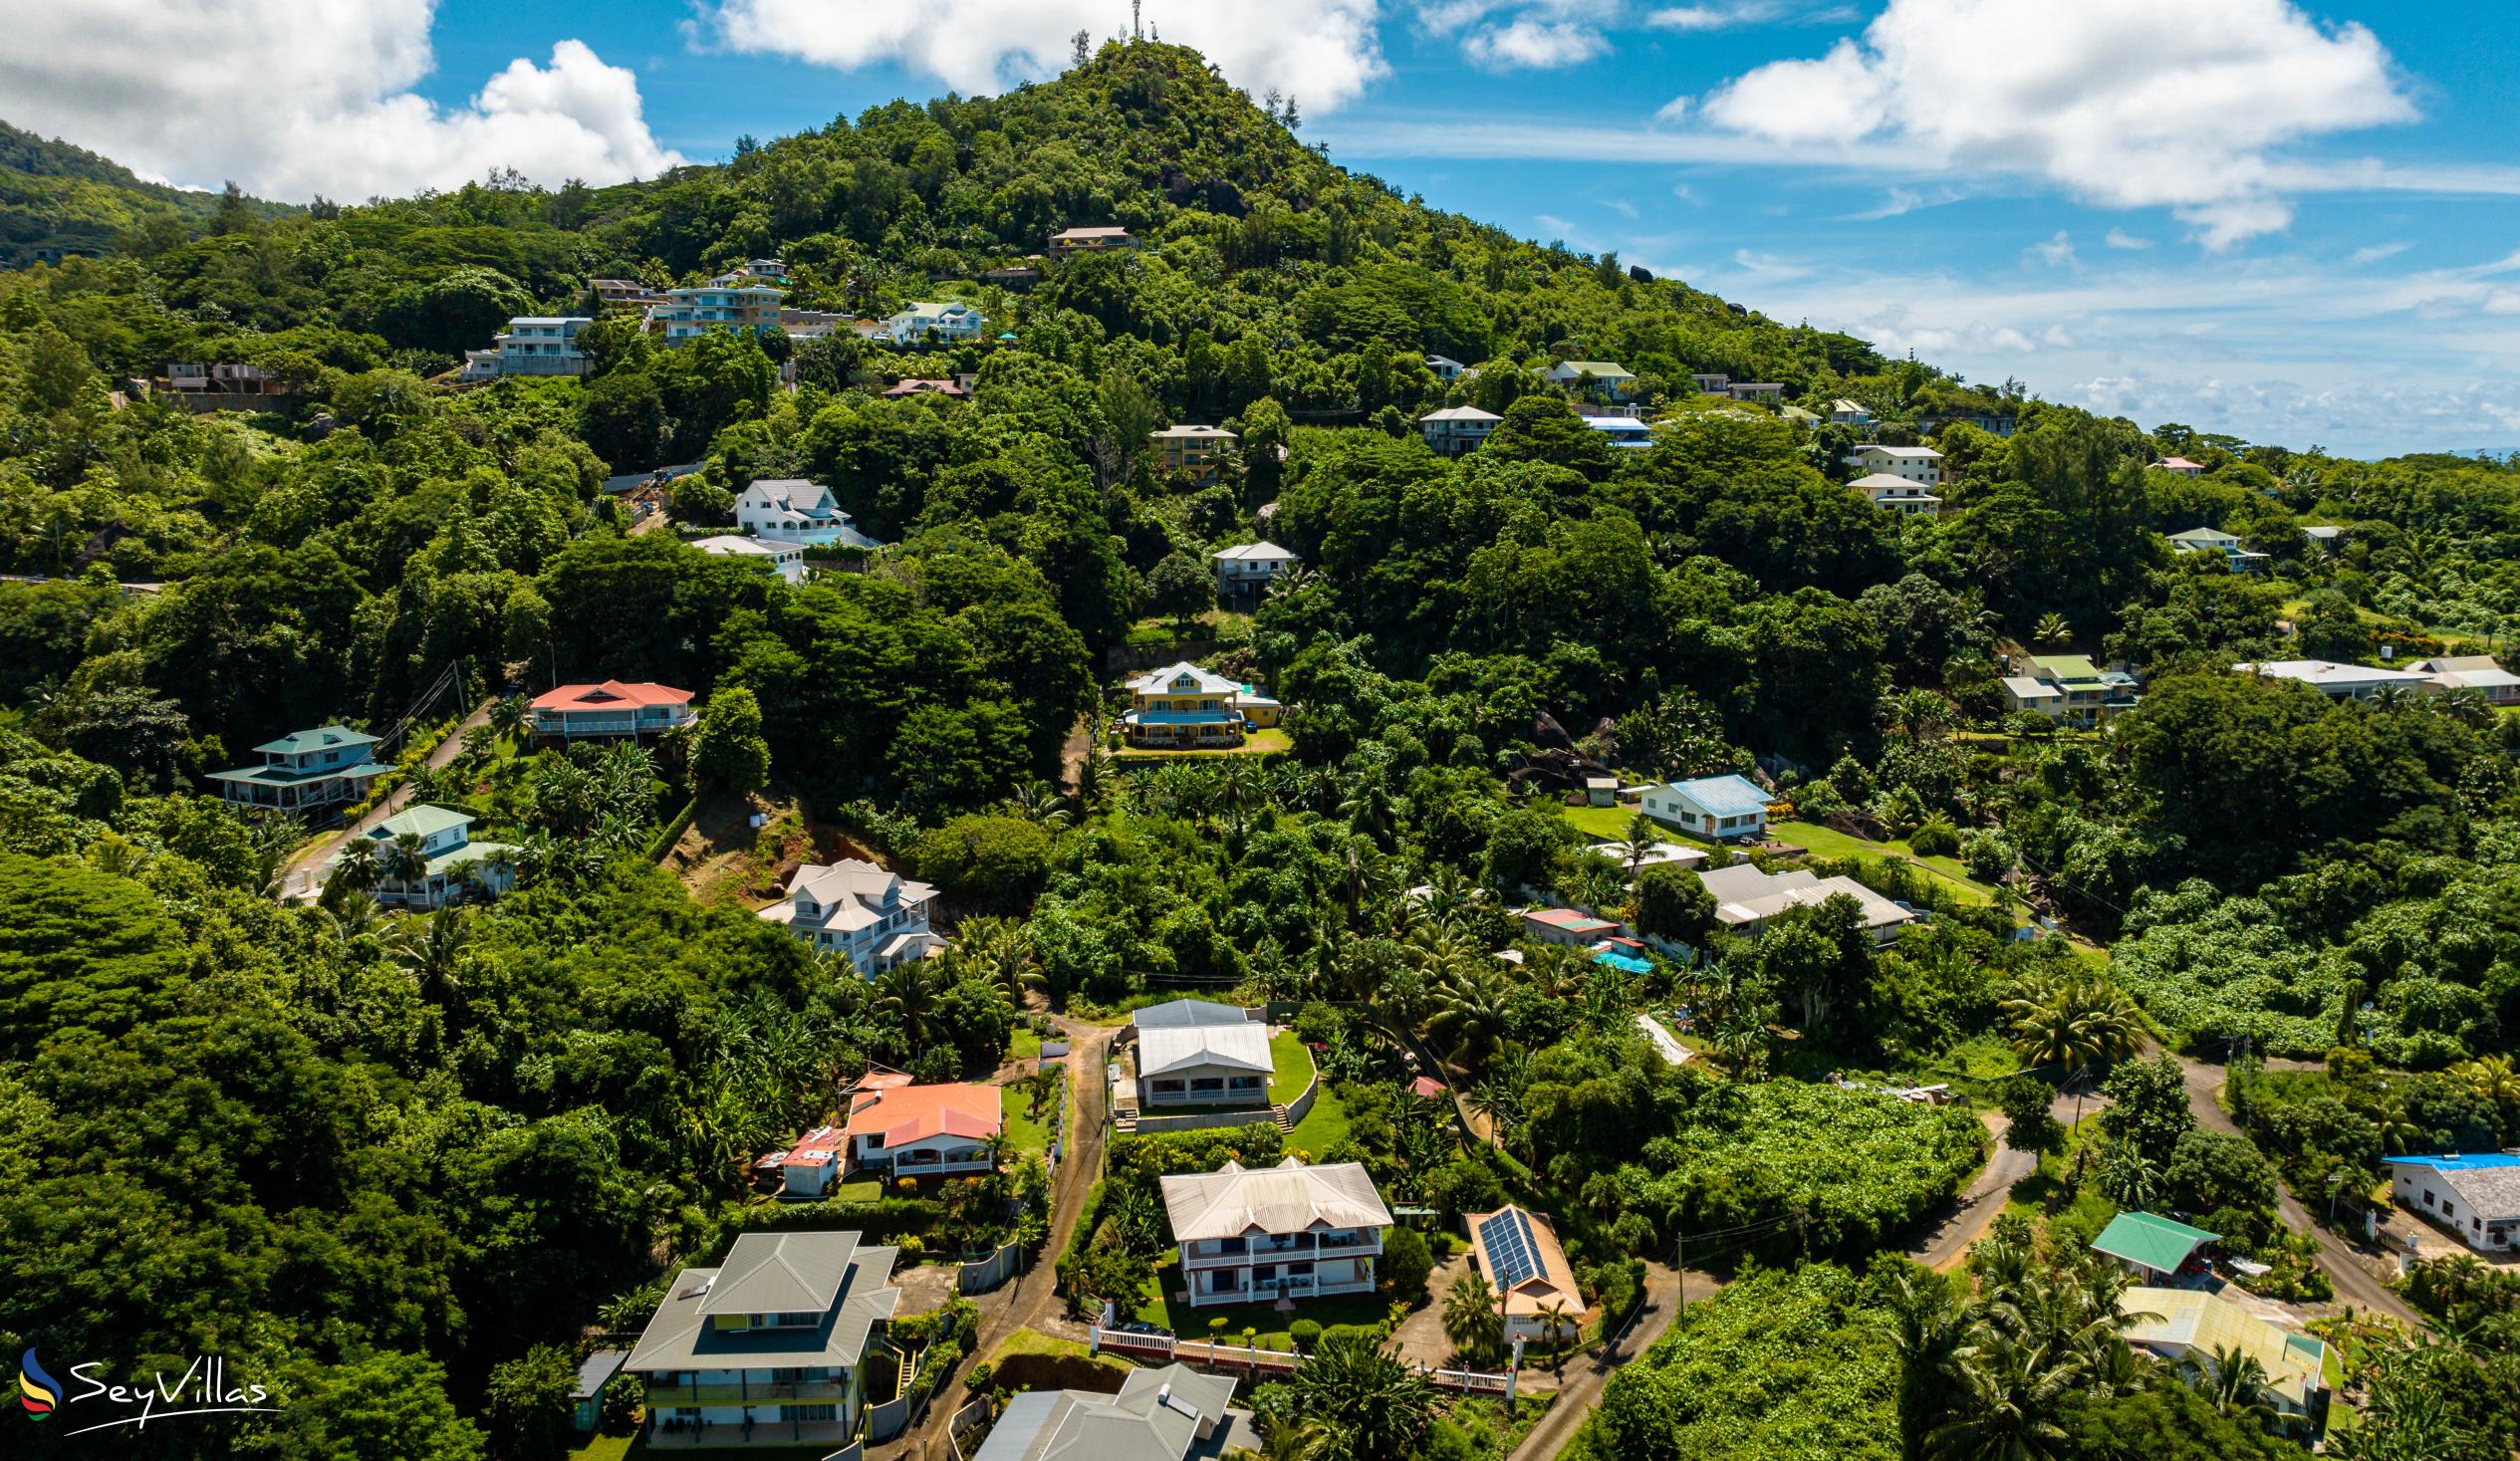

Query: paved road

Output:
[1508, 1263, 1681, 1461]
[2170, 1051, 2425, 1329]
[894, 1018, 1113, 1461]
[1908, 1114, 2037, 1271]
[277, 697, 495, 900]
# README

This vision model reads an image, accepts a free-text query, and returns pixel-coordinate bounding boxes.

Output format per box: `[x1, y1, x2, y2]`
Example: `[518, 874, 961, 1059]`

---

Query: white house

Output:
[1829, 398, 1874, 426]
[1419, 404, 1500, 457]
[1133, 1000, 1274, 1109]
[1160, 1157, 1393, 1309]
[733, 479, 884, 549]
[460, 316, 594, 380]
[1697, 863, 1916, 945]
[692, 534, 807, 584]
[209, 725, 390, 813]
[774, 1125, 847, 1199]
[842, 1078, 1001, 1178]
[972, 1365, 1249, 1461]
[1846, 445, 1944, 487]
[2149, 455, 2207, 475]
[1638, 773, 1771, 841]
[1210, 541, 1299, 599]
[2384, 1154, 2520, 1252]
[339, 804, 520, 910]
[2419, 655, 2520, 705]
[2166, 526, 2267, 572]
[758, 859, 938, 976]
[1466, 1207, 1592, 1344]
[2233, 659, 2442, 701]
[1542, 361, 1635, 398]
[883, 302, 987, 346]
[1426, 355, 1471, 380]
[624, 1230, 901, 1447]
[1582, 415, 1654, 449]
[1725, 381, 1785, 403]
[646, 276, 785, 343]
[1852, 471, 1942, 516]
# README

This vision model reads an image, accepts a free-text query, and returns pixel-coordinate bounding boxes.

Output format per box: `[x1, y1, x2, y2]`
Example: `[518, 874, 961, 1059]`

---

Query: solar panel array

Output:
[1480, 1208, 1540, 1291]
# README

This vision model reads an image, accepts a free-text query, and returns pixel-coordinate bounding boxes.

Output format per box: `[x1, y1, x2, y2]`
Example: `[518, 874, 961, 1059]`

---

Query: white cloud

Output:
[1690, 0, 2415, 247]
[0, 3, 679, 201]
[2105, 228, 2154, 250]
[1603, 197, 1640, 219]
[2351, 240, 2412, 264]
[2025, 231, 2078, 267]
[1465, 15, 1611, 70]
[704, 0, 1387, 113]
[1645, 1, 1788, 30]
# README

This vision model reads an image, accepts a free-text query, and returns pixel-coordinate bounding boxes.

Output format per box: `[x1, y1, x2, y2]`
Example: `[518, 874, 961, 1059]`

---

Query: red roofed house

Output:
[777, 1124, 848, 1199]
[1520, 906, 1622, 948]
[845, 1082, 1001, 1179]
[2150, 456, 2206, 475]
[529, 680, 697, 744]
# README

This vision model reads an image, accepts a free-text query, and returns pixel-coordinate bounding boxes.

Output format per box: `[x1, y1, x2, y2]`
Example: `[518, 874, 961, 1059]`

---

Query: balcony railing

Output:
[642, 1379, 850, 1406]
[1183, 1235, 1382, 1269]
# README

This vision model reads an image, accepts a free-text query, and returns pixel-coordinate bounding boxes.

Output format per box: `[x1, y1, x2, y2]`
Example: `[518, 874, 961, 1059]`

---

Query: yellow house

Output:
[1121, 662, 1276, 748]
[1152, 424, 1236, 484]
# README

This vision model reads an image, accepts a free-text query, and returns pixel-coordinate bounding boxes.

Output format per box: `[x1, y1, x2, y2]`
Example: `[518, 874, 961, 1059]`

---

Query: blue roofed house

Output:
[972, 1363, 1253, 1461]
[209, 725, 391, 814]
[2167, 525, 2269, 571]
[884, 301, 987, 346]
[2385, 1153, 2520, 1252]
[1638, 774, 1772, 841]
[340, 804, 520, 910]
[1581, 415, 1654, 449]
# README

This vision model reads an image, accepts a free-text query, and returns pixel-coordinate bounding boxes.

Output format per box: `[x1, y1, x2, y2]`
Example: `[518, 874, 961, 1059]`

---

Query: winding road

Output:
[276, 697, 496, 901]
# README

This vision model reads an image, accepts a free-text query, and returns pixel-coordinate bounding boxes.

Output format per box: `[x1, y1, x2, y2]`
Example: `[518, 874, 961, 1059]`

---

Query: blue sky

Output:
[9, 1, 2518, 457]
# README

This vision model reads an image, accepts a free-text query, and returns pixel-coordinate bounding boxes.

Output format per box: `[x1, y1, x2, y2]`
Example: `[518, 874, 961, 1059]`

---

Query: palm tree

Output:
[2451, 1054, 2520, 1130]
[949, 915, 1038, 1009]
[331, 837, 382, 894]
[1005, 779, 1071, 829]
[1535, 1298, 1576, 1371]
[1288, 1337, 1435, 1461]
[2196, 1343, 2277, 1427]
[383, 832, 430, 890]
[392, 906, 473, 1004]
[2001, 973, 2141, 1133]
[1926, 1329, 2080, 1461]
[1878, 1266, 1965, 1461]
[876, 959, 946, 1054]
[2034, 612, 2071, 647]
[1075, 744, 1113, 814]
[2096, 1146, 2162, 1211]
[1426, 961, 1515, 1074]
[1442, 1270, 1505, 1362]
[323, 890, 384, 946]
[1619, 812, 1658, 885]
[489, 692, 533, 746]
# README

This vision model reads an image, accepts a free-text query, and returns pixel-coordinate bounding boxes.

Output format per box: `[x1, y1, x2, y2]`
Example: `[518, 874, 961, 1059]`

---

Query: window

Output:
[2423, 1190, 2436, 1208]
[2444, 1201, 2457, 1219]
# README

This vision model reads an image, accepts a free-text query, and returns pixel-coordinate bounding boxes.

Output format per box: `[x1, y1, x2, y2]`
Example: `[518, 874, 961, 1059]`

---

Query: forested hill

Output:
[0, 120, 291, 265]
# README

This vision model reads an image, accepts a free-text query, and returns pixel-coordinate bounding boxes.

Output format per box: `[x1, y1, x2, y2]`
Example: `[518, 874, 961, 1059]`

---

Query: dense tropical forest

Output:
[4, 35, 2520, 1461]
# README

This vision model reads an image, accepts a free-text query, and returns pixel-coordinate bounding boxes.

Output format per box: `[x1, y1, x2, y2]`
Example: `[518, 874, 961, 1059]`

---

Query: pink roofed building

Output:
[528, 680, 696, 744]
[844, 1083, 1001, 1178]
[2150, 455, 2206, 475]
[1520, 905, 1623, 947]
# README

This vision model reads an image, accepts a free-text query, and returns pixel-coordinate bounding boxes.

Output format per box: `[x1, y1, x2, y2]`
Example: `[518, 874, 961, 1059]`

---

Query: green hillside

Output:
[0, 119, 292, 265]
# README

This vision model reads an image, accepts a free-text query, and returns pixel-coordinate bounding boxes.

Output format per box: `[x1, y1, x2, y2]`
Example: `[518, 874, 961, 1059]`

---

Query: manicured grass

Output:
[1267, 1030, 1312, 1106]
[1285, 1078, 1354, 1155]
[1010, 1026, 1043, 1062]
[1114, 727, 1292, 759]
[1133, 1271, 1391, 1346]
[832, 1177, 884, 1204]
[1003, 1081, 1055, 1157]
[988, 1328, 1100, 1363]
[1557, 804, 1709, 847]
[565, 1436, 633, 1461]
[1770, 820, 2003, 906]
[574, 1440, 843, 1461]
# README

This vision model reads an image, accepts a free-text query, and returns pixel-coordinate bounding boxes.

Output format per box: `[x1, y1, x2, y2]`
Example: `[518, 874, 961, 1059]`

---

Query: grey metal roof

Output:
[972, 1365, 1237, 1461]
[1138, 1022, 1274, 1079]
[624, 1236, 900, 1373]
[573, 1349, 628, 1400]
[1134, 999, 1253, 1030]
[1160, 1158, 1392, 1241]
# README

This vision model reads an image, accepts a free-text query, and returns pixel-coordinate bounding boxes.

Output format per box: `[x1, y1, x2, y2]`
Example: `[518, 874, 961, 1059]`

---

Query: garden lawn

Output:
[1133, 1273, 1390, 1347]
[1284, 1078, 1353, 1155]
[1009, 1026, 1042, 1063]
[1267, 1030, 1312, 1106]
[1002, 1081, 1056, 1157]
[1770, 820, 2002, 907]
[1114, 728, 1291, 759]
[1557, 804, 1710, 847]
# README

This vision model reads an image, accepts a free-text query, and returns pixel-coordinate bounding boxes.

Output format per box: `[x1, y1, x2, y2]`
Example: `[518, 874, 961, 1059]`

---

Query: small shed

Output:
[1585, 776, 1619, 807]
[572, 1349, 628, 1431]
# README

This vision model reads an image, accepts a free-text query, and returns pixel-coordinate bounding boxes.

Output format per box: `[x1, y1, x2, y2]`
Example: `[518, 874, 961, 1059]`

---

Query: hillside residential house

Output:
[1520, 906, 1623, 947]
[1638, 773, 1771, 840]
[843, 1080, 1000, 1177]
[591, 277, 664, 310]
[733, 478, 884, 548]
[1047, 225, 1139, 258]
[1916, 410, 2019, 436]
[2417, 655, 2520, 705]
[1427, 354, 1470, 380]
[162, 362, 294, 399]
[2384, 1153, 2520, 1252]
[758, 859, 938, 976]
[1697, 863, 1916, 944]
[1582, 415, 1654, 448]
[776, 308, 849, 343]
[1725, 381, 1785, 403]
[1689, 371, 1730, 394]
[1152, 424, 1237, 484]
[1419, 404, 1500, 456]
[1467, 1207, 1592, 1343]
[772, 1125, 848, 1199]
[1119, 662, 1279, 748]
[691, 534, 807, 585]
[2092, 1211, 2217, 1284]
[1852, 471, 1942, 516]
[2166, 525, 2268, 571]
[1210, 541, 1298, 599]
[1780, 404, 1821, 427]
[1160, 1157, 1393, 1309]
[343, 804, 519, 910]
[2003, 655, 2141, 727]
[2234, 659, 2441, 701]
[1542, 361, 1636, 401]
[646, 273, 785, 343]
[460, 316, 594, 380]
[2150, 455, 2206, 475]
[883, 301, 987, 346]
[972, 1364, 1249, 1461]
[1846, 444, 1944, 486]
[209, 725, 389, 813]
[624, 1230, 902, 1446]
[1829, 398, 1874, 425]
[2120, 1289, 2329, 1419]
[2304, 524, 2346, 548]
[529, 681, 697, 743]
[979, 263, 1044, 288]
[1133, 1000, 1273, 1109]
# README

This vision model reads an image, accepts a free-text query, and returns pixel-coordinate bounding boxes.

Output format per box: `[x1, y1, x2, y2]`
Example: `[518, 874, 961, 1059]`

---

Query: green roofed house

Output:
[2092, 1211, 2218, 1284]
[208, 725, 391, 815]
[339, 804, 521, 911]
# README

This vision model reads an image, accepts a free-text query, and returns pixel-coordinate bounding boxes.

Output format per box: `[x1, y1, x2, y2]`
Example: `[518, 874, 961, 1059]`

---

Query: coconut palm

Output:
[875, 958, 947, 1054]
[1287, 1336, 1435, 1461]
[331, 837, 382, 894]
[1879, 1266, 1966, 1461]
[323, 889, 384, 946]
[2196, 1343, 2277, 1426]
[1535, 1299, 1576, 1371]
[1442, 1270, 1505, 1363]
[949, 915, 1038, 1009]
[383, 832, 430, 886]
[392, 906, 473, 1004]
[2451, 1054, 2520, 1122]
[2097, 1146, 2162, 1212]
[1005, 779, 1071, 829]
[1925, 1328, 2080, 1461]
[489, 692, 533, 745]
[1619, 812, 1659, 884]
[2033, 612, 2071, 647]
[1426, 960, 1516, 1074]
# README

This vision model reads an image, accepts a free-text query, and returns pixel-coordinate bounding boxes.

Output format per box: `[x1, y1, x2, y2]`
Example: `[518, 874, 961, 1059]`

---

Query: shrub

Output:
[1907, 817, 1960, 857]
[1290, 1319, 1323, 1353]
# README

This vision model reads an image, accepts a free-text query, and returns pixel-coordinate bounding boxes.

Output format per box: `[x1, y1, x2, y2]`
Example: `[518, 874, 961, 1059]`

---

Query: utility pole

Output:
[1674, 1229, 1684, 1317]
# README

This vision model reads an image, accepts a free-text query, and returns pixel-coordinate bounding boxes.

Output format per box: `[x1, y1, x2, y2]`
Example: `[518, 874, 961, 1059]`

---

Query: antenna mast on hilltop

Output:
[1133, 0, 1142, 40]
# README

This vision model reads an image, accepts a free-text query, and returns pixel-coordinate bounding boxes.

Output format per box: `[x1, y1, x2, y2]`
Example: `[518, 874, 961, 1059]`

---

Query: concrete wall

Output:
[958, 1241, 1026, 1295]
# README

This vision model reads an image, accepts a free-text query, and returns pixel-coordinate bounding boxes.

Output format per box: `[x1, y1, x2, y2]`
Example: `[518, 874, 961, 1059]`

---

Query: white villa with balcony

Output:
[1132, 1000, 1273, 1109]
[842, 1079, 1001, 1179]
[1210, 541, 1298, 600]
[1159, 1158, 1393, 1309]
[624, 1230, 902, 1448]
[341, 804, 520, 910]
[757, 858, 938, 976]
[733, 479, 884, 549]
[1420, 404, 1501, 457]
[648, 274, 786, 343]
[460, 316, 593, 380]
[883, 301, 987, 346]
[209, 725, 392, 814]
[1846, 444, 1944, 487]
[528, 681, 697, 744]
